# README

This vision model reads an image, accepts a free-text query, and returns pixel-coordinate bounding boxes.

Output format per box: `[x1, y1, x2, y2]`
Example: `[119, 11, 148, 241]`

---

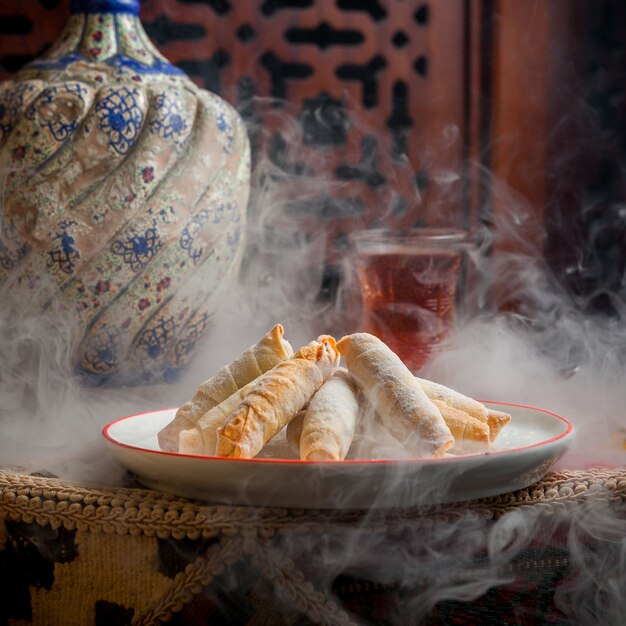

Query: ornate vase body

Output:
[0, 0, 250, 385]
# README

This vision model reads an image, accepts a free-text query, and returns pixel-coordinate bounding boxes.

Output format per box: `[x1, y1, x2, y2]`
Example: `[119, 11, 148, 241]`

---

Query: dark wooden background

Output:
[1, 0, 625, 316]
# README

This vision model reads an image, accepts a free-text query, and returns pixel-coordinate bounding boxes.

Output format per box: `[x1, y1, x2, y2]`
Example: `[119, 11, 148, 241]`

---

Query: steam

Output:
[0, 278, 158, 481]
[238, 101, 338, 335]
[0, 90, 624, 625]
[227, 97, 625, 624]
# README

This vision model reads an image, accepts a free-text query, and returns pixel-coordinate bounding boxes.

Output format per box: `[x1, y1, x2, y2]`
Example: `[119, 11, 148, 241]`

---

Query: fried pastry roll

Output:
[297, 367, 359, 461]
[337, 333, 454, 457]
[158, 323, 293, 451]
[216, 335, 340, 458]
[178, 379, 257, 455]
[285, 410, 305, 455]
[415, 377, 511, 442]
[431, 400, 490, 454]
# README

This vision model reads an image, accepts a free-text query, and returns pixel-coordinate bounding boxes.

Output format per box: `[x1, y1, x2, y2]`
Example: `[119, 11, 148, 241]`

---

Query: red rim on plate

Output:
[102, 401, 574, 465]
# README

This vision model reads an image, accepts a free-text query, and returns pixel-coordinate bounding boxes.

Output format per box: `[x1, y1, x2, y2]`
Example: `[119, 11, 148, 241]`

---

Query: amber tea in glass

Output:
[350, 229, 471, 372]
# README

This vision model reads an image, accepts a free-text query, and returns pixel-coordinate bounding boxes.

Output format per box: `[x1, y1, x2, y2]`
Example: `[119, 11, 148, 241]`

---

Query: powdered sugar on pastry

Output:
[297, 367, 359, 461]
[337, 333, 454, 457]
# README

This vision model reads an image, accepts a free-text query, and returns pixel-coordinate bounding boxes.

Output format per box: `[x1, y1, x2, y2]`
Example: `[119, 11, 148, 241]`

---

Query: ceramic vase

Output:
[0, 0, 250, 385]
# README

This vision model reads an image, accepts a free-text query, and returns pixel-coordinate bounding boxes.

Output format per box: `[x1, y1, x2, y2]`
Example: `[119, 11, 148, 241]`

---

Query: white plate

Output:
[102, 402, 574, 509]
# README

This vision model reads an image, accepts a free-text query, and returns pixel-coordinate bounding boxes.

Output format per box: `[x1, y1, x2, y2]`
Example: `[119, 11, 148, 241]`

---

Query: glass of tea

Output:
[349, 228, 472, 372]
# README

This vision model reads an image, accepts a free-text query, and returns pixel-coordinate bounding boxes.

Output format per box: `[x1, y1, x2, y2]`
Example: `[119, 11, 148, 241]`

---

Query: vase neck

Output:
[70, 0, 140, 15]
[26, 0, 184, 78]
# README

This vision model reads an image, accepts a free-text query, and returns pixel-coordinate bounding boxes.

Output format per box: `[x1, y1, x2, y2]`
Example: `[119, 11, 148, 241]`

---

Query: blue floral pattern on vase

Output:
[0, 82, 40, 141]
[26, 84, 89, 142]
[179, 209, 211, 265]
[105, 55, 184, 77]
[215, 111, 235, 154]
[47, 220, 80, 274]
[227, 226, 242, 249]
[149, 92, 187, 140]
[179, 202, 238, 265]
[82, 323, 122, 374]
[111, 228, 161, 272]
[172, 312, 210, 368]
[95, 87, 144, 155]
[29, 52, 184, 77]
[0, 223, 29, 271]
[136, 315, 176, 361]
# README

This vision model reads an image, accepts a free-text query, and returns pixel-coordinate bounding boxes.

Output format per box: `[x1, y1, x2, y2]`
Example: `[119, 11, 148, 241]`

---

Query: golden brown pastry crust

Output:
[432, 399, 490, 453]
[416, 377, 511, 442]
[485, 409, 512, 441]
[216, 336, 339, 458]
[157, 323, 293, 451]
[337, 333, 454, 457]
[178, 378, 257, 455]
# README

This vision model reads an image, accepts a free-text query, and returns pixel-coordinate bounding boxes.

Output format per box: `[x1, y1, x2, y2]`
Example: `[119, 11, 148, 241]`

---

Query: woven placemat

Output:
[0, 467, 624, 539]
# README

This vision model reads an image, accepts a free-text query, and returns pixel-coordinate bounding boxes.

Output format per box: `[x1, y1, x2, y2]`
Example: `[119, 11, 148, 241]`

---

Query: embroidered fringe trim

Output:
[1, 467, 624, 539]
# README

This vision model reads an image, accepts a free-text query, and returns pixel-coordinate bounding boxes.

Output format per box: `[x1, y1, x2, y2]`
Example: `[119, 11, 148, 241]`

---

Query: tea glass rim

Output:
[348, 227, 473, 251]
